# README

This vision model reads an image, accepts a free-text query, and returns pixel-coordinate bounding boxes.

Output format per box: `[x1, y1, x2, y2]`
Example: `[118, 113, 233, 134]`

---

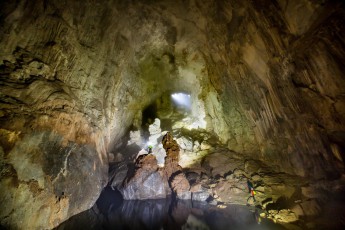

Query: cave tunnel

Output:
[0, 0, 345, 229]
[141, 91, 192, 132]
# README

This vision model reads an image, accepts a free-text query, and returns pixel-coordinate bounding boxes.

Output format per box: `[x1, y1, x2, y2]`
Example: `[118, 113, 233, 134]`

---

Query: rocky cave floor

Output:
[58, 128, 345, 230]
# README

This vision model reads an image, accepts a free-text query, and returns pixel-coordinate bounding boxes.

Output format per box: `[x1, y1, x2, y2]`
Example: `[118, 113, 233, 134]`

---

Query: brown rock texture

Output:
[170, 172, 191, 200]
[0, 0, 344, 228]
[119, 154, 170, 200]
[162, 132, 191, 199]
[162, 132, 183, 178]
[136, 154, 158, 171]
[119, 132, 191, 200]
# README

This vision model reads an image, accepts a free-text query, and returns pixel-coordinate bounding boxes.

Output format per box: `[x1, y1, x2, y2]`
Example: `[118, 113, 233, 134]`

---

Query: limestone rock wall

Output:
[202, 0, 345, 178]
[0, 0, 344, 228]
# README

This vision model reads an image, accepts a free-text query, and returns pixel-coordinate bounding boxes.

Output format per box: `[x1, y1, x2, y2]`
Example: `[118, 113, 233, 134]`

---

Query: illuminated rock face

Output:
[162, 132, 191, 199]
[0, 0, 345, 229]
[118, 132, 191, 200]
[120, 154, 170, 200]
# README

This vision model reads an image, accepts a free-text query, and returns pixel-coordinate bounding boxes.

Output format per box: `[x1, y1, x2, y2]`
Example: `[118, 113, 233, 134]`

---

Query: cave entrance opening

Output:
[141, 91, 192, 140]
[171, 92, 191, 113]
[112, 91, 194, 167]
[119, 91, 192, 165]
[111, 89, 201, 168]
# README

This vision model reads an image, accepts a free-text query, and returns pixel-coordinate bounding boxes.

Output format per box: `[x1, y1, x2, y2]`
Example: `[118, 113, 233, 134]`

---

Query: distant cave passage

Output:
[141, 103, 158, 141]
[171, 92, 191, 112]
[141, 92, 192, 137]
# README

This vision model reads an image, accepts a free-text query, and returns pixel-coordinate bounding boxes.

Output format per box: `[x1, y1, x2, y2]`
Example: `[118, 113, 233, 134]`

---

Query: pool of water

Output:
[56, 187, 287, 230]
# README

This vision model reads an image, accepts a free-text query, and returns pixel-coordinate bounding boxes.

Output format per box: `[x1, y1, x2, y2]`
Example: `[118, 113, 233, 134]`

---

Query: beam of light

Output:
[171, 93, 191, 109]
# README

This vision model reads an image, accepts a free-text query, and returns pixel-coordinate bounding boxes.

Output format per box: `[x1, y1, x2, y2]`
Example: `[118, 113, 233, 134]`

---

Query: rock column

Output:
[162, 132, 191, 199]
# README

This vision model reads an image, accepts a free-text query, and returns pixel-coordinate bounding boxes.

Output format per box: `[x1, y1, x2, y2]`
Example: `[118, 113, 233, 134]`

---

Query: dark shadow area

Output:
[160, 118, 173, 131]
[123, 143, 141, 159]
[265, 196, 291, 210]
[313, 190, 345, 230]
[56, 187, 288, 230]
[328, 131, 345, 169]
[142, 103, 158, 140]
[96, 187, 123, 215]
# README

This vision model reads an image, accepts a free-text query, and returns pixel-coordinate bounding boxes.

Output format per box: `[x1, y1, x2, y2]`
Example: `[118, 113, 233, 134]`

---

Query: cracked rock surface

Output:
[1, 0, 345, 229]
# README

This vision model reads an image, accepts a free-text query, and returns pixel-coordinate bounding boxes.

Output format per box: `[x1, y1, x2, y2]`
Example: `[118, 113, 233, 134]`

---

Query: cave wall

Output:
[0, 0, 344, 228]
[201, 0, 345, 178]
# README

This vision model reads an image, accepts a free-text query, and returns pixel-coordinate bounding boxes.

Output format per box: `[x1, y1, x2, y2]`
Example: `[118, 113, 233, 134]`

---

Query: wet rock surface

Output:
[1, 0, 345, 229]
[0, 131, 108, 229]
[119, 154, 169, 200]
[56, 187, 287, 230]
[115, 132, 194, 200]
[110, 130, 345, 228]
[57, 185, 345, 230]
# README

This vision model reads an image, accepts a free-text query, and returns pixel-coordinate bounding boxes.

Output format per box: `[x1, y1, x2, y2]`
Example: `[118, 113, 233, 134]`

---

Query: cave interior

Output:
[0, 0, 345, 229]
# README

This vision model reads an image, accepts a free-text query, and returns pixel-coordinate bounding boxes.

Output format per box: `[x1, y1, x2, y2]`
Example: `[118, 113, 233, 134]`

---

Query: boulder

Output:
[200, 141, 212, 150]
[119, 132, 193, 200]
[128, 130, 143, 146]
[176, 136, 193, 151]
[119, 154, 170, 200]
[121, 170, 168, 200]
[267, 209, 298, 223]
[191, 184, 210, 202]
[171, 173, 191, 200]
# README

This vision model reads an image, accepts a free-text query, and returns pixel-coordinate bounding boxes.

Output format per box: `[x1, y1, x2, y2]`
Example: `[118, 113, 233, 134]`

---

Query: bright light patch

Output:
[171, 93, 191, 109]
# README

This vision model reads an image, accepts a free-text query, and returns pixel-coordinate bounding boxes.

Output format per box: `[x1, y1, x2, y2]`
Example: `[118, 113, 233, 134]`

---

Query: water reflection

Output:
[57, 187, 286, 230]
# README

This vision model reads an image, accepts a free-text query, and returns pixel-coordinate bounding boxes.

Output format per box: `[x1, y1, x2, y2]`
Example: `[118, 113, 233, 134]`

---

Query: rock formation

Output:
[120, 154, 169, 200]
[0, 0, 345, 229]
[162, 132, 192, 199]
[117, 132, 194, 200]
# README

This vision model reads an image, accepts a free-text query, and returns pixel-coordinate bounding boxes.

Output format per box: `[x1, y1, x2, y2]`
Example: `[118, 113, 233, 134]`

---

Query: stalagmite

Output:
[0, 0, 344, 229]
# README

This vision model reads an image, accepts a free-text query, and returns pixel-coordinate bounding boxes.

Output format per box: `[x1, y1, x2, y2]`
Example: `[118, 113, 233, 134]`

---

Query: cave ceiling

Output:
[0, 0, 345, 229]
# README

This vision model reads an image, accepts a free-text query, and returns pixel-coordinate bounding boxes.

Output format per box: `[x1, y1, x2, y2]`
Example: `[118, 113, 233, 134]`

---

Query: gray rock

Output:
[153, 144, 166, 167]
[176, 136, 194, 151]
[192, 191, 210, 202]
[170, 172, 192, 200]
[176, 191, 192, 200]
[109, 162, 128, 189]
[0, 131, 107, 229]
[128, 130, 143, 146]
[119, 154, 170, 200]
[149, 118, 161, 134]
[121, 170, 168, 200]
[0, 0, 344, 228]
